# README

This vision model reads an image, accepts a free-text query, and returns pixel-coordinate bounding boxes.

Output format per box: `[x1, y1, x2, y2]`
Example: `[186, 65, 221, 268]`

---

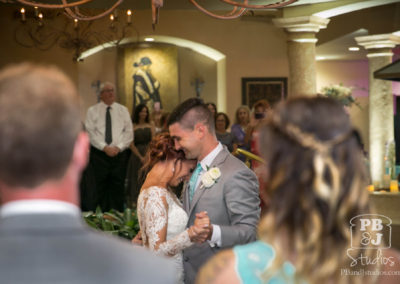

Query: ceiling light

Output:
[15, 0, 123, 21]
[145, 38, 155, 42]
[349, 47, 360, 51]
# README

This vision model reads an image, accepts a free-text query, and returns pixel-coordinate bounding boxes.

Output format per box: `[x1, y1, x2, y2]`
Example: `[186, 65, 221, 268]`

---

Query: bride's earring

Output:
[172, 166, 175, 173]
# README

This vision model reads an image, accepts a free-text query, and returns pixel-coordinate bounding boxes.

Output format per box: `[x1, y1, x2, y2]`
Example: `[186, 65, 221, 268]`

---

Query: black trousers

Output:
[88, 146, 129, 212]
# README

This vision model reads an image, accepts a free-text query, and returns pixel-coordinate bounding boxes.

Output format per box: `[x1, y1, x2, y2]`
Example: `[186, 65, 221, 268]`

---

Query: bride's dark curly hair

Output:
[140, 132, 185, 180]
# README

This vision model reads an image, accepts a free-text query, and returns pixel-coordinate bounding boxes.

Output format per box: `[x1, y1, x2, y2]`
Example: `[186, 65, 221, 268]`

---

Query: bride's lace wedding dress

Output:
[137, 186, 192, 284]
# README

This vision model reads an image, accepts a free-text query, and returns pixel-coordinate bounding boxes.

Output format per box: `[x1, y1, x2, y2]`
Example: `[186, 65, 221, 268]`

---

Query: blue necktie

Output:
[189, 163, 202, 202]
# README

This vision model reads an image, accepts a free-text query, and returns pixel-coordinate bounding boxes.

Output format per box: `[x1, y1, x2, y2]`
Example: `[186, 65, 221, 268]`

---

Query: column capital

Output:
[355, 33, 400, 50]
[273, 16, 330, 33]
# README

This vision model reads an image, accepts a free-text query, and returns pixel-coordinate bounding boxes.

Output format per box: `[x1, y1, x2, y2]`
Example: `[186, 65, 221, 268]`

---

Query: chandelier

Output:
[14, 0, 124, 21]
[9, 0, 299, 61]
[9, 0, 299, 24]
[15, 6, 137, 61]
[187, 0, 299, 20]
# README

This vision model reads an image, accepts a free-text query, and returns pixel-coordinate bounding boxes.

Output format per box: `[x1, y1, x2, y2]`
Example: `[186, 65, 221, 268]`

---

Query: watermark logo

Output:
[346, 214, 395, 268]
[350, 214, 391, 249]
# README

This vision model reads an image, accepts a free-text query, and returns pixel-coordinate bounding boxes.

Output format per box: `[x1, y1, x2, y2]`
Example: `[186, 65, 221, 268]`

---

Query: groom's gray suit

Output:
[182, 147, 260, 283]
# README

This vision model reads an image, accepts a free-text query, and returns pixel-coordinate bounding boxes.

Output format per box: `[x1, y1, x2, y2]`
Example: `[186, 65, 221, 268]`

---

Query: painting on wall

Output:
[117, 44, 179, 114]
[242, 77, 287, 109]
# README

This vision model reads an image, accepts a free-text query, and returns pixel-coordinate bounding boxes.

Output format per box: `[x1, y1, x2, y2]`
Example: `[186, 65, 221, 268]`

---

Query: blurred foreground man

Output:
[0, 63, 175, 284]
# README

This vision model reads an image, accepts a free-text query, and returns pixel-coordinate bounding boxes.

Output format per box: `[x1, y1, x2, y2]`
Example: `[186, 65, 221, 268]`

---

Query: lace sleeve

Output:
[158, 227, 192, 257]
[142, 187, 192, 257]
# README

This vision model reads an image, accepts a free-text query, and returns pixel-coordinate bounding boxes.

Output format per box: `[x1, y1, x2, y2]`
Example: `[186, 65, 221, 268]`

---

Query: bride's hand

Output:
[132, 231, 143, 246]
[189, 211, 212, 243]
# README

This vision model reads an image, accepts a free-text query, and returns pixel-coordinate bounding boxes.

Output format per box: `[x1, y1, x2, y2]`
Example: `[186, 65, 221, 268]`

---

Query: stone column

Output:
[356, 34, 400, 187]
[273, 16, 330, 97]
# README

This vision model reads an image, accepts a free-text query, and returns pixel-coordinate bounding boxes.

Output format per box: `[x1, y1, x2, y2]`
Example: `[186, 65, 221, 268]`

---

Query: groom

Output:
[168, 98, 260, 283]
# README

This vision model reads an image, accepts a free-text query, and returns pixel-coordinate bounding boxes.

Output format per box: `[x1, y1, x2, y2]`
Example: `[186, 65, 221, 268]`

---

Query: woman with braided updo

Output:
[136, 133, 211, 284]
[198, 97, 400, 284]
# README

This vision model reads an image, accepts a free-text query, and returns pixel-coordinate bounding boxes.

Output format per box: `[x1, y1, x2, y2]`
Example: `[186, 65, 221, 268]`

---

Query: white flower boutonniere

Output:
[201, 167, 221, 189]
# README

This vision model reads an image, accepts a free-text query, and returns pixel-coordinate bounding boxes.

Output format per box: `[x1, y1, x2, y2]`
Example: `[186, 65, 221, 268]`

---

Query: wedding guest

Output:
[0, 63, 175, 284]
[198, 97, 400, 284]
[168, 98, 260, 283]
[151, 101, 164, 134]
[85, 82, 133, 212]
[215, 112, 236, 153]
[137, 133, 211, 284]
[205, 102, 217, 120]
[246, 100, 270, 210]
[230, 105, 250, 162]
[125, 104, 155, 206]
[244, 99, 270, 156]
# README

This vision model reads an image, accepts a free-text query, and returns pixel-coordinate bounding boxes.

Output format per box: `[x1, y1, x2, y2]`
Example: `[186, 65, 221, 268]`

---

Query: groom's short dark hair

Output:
[168, 97, 215, 133]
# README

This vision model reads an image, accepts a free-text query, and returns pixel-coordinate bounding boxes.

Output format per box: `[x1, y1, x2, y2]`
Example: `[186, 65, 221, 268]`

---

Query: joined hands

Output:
[189, 211, 212, 244]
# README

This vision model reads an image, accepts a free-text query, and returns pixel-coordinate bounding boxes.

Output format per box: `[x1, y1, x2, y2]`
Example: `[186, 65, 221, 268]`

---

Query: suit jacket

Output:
[182, 147, 260, 283]
[0, 213, 176, 284]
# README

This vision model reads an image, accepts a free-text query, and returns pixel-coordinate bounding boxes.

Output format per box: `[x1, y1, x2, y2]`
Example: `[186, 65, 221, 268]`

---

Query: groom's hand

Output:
[192, 211, 212, 243]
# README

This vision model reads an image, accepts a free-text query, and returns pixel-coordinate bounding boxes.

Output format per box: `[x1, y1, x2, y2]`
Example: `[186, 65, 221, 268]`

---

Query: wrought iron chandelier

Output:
[9, 0, 299, 24]
[14, 6, 137, 61]
[188, 0, 298, 20]
[8, 0, 298, 61]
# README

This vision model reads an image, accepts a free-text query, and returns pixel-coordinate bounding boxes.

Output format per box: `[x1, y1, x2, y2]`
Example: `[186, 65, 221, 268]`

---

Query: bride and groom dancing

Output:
[136, 98, 261, 283]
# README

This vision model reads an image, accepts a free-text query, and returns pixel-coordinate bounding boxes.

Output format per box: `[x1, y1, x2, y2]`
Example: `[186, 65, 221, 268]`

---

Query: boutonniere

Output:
[201, 167, 221, 189]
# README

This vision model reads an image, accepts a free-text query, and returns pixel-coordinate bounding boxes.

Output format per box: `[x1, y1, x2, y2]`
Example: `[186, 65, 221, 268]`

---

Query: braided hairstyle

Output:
[258, 97, 377, 284]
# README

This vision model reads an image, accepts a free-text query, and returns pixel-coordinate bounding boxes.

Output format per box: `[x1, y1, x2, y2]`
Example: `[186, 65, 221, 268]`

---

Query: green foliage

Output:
[321, 83, 361, 108]
[83, 206, 140, 240]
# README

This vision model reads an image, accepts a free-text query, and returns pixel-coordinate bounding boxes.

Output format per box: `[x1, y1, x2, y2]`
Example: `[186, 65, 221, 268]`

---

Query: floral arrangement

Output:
[320, 84, 361, 108]
[201, 167, 221, 188]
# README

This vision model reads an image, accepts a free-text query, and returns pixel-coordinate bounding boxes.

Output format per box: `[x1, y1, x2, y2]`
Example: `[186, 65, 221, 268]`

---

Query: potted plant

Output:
[83, 206, 140, 240]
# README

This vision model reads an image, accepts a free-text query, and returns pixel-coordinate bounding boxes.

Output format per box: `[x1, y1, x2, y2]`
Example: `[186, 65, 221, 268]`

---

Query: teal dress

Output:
[233, 241, 298, 284]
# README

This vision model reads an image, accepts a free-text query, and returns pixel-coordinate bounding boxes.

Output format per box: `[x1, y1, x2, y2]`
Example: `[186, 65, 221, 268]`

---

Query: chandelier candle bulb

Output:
[38, 12, 43, 26]
[127, 10, 132, 24]
[74, 19, 78, 29]
[34, 6, 39, 17]
[20, 8, 26, 22]
[109, 14, 115, 27]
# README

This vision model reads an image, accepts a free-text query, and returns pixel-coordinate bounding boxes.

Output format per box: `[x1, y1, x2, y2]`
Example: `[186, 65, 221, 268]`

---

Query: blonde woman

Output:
[198, 97, 400, 284]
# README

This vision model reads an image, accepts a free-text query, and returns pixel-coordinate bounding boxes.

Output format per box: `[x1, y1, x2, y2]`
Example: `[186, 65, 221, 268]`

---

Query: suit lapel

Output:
[187, 147, 230, 218]
[182, 181, 190, 213]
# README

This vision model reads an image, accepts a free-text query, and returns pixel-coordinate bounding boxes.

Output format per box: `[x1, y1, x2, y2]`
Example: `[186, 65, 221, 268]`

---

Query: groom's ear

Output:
[194, 122, 206, 139]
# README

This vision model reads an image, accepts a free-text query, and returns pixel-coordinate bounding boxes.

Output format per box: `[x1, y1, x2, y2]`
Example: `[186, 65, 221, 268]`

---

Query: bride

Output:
[137, 133, 210, 283]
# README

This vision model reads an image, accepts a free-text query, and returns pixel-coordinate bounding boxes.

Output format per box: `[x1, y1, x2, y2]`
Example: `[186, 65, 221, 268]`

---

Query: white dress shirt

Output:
[196, 142, 223, 247]
[85, 101, 133, 151]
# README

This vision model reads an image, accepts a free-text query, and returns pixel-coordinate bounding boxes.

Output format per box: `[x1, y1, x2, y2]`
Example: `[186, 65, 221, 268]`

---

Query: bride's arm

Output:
[143, 188, 193, 257]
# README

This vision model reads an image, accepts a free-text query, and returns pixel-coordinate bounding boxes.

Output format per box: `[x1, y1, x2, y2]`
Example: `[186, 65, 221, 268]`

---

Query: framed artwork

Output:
[242, 77, 287, 109]
[117, 44, 179, 114]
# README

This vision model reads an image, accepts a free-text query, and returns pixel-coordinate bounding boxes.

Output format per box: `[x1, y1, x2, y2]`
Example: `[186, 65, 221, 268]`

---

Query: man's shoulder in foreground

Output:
[0, 214, 176, 284]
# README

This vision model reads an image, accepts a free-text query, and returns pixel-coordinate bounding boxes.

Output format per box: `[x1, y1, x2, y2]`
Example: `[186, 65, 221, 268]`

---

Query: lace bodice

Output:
[137, 186, 191, 283]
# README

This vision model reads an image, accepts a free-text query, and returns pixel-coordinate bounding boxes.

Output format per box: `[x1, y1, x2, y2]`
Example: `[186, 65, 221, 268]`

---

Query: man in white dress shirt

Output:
[85, 82, 133, 211]
[0, 63, 175, 284]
